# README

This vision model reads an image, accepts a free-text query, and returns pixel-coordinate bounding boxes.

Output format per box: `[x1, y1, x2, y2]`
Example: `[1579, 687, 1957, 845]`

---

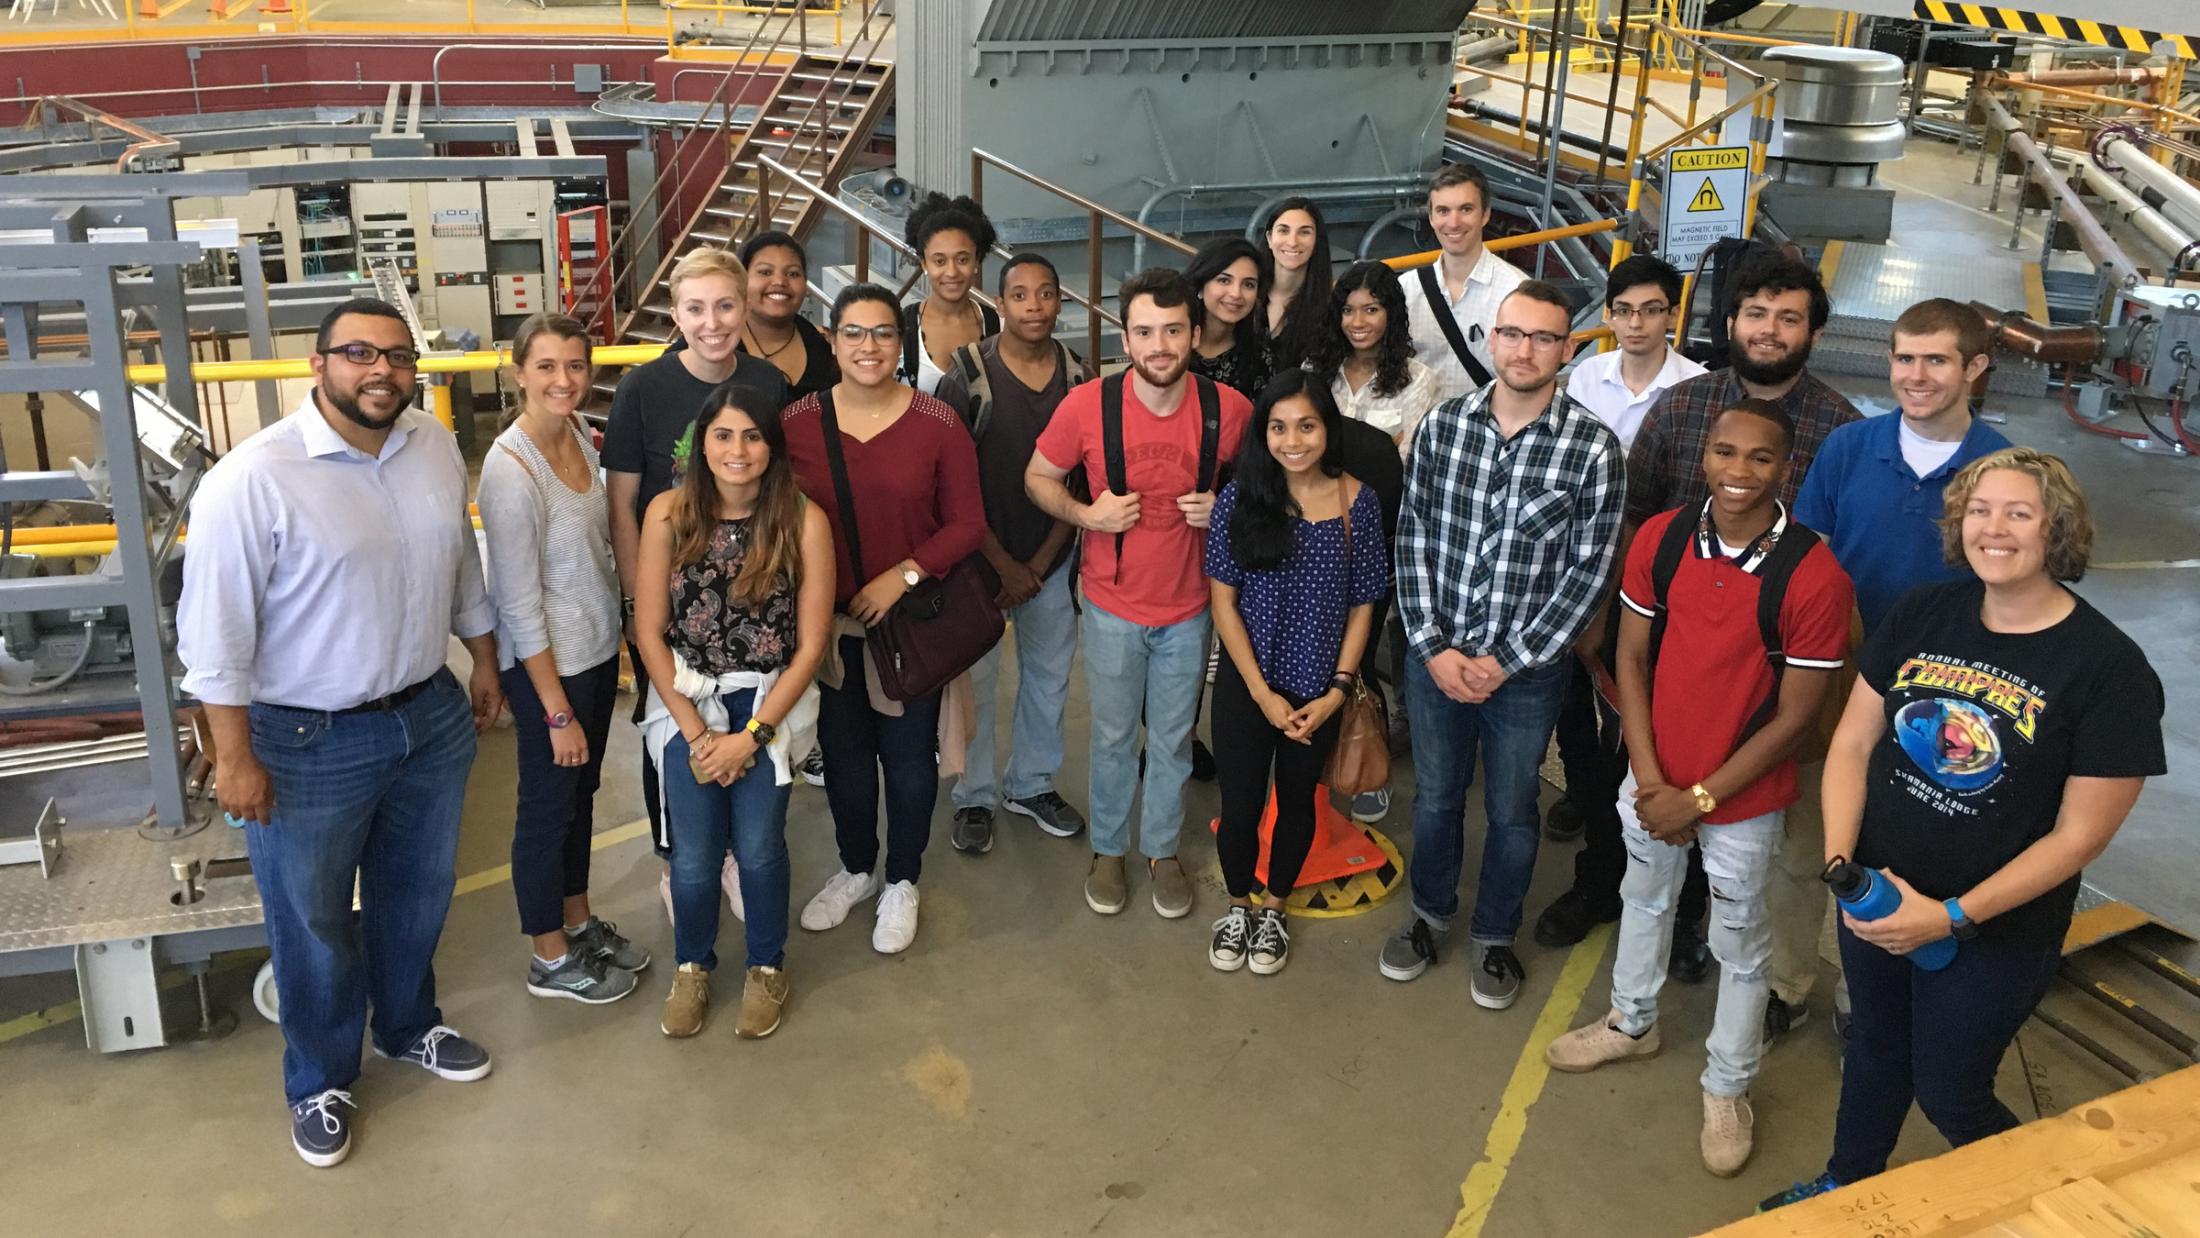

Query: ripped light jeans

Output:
[1610, 772, 1784, 1098]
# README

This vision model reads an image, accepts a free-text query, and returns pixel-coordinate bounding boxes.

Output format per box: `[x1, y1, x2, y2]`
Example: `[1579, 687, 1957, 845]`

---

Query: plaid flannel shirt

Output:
[1624, 367, 1862, 526]
[1397, 384, 1626, 675]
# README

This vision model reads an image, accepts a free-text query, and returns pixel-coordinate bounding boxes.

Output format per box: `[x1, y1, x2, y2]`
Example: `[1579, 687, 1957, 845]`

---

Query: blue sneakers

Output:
[289, 1089, 355, 1168]
[376, 1024, 492, 1082]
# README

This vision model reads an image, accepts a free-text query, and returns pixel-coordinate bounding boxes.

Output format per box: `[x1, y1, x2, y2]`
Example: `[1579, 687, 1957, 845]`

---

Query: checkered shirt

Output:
[1624, 367, 1862, 526]
[1397, 384, 1627, 675]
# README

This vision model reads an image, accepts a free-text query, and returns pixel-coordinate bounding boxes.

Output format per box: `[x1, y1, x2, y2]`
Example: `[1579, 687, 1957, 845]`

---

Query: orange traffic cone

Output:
[1210, 783, 1389, 892]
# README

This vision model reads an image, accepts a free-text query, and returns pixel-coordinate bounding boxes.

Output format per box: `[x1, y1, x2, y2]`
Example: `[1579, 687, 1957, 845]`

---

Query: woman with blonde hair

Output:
[479, 313, 643, 1003]
[1761, 447, 2165, 1212]
[634, 382, 834, 1040]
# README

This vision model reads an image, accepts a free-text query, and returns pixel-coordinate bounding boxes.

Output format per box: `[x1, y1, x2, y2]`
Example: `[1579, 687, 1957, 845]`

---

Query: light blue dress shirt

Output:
[178, 395, 495, 710]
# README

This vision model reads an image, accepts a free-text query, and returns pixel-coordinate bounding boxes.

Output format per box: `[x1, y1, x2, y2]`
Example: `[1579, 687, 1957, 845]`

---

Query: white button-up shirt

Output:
[178, 395, 494, 710]
[1562, 345, 1708, 451]
[1331, 356, 1444, 456]
[1401, 247, 1529, 404]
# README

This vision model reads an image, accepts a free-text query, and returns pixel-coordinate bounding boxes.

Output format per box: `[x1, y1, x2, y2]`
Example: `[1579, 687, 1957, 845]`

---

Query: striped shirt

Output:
[1397, 384, 1626, 675]
[478, 419, 622, 676]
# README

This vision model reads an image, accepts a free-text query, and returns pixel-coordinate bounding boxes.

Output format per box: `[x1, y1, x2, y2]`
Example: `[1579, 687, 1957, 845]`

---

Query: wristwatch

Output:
[900, 564, 922, 589]
[744, 717, 778, 745]
[544, 710, 574, 730]
[1944, 898, 1979, 942]
[1688, 782, 1717, 816]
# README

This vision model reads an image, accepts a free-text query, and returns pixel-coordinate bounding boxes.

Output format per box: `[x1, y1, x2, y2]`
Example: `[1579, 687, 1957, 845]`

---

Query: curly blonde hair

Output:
[1938, 447, 2093, 582]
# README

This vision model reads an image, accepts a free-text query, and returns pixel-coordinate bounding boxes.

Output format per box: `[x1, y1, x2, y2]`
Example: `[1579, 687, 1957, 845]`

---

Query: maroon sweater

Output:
[783, 390, 986, 607]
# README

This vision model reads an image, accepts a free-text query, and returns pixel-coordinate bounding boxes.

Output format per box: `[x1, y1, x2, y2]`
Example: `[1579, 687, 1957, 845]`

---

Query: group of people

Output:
[177, 163, 2164, 1227]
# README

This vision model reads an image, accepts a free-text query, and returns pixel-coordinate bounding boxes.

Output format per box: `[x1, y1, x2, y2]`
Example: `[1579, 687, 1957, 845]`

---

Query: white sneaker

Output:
[722, 854, 745, 923]
[1701, 1091, 1756, 1178]
[800, 869, 881, 931]
[872, 880, 920, 954]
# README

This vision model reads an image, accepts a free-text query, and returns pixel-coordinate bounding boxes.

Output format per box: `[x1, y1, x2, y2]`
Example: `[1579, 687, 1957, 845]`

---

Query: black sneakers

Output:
[950, 805, 995, 854]
[1209, 906, 1253, 972]
[1532, 888, 1621, 948]
[289, 1089, 355, 1168]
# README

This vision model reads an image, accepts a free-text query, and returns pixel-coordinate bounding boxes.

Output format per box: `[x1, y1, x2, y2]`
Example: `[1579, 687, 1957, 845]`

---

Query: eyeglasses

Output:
[1609, 303, 1671, 322]
[834, 324, 902, 344]
[1490, 325, 1567, 349]
[319, 342, 420, 368]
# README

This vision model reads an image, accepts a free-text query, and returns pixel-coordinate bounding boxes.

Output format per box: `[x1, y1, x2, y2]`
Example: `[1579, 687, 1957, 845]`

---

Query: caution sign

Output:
[1661, 144, 1750, 273]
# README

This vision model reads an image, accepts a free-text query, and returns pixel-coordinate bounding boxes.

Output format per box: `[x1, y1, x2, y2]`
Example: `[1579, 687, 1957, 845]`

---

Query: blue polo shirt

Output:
[1792, 412, 2010, 632]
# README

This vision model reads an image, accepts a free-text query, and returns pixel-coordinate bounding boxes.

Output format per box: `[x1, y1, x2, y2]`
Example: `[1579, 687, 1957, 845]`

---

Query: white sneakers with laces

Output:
[800, 868, 882, 931]
[872, 880, 920, 954]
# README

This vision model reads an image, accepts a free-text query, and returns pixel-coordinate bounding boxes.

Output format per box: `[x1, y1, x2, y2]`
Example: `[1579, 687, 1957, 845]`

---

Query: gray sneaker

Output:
[1378, 915, 1444, 982]
[1005, 791, 1087, 838]
[1085, 854, 1128, 915]
[1350, 787, 1391, 823]
[568, 917, 650, 973]
[527, 951, 638, 1004]
[950, 806, 995, 854]
[1471, 944, 1525, 1010]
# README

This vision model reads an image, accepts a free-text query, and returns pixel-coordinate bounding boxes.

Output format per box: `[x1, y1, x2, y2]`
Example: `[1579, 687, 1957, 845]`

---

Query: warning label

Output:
[1661, 144, 1750, 272]
[1669, 147, 1751, 173]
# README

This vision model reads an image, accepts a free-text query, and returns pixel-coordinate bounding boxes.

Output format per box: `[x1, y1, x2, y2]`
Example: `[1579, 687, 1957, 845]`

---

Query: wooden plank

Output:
[1704, 1067, 2200, 1237]
[2063, 901, 2151, 954]
[2100, 1148, 2200, 1238]
[2029, 1177, 2179, 1238]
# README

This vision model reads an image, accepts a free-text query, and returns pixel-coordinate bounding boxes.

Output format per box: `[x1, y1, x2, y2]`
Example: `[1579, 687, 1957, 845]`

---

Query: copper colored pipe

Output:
[1970, 303, 2105, 366]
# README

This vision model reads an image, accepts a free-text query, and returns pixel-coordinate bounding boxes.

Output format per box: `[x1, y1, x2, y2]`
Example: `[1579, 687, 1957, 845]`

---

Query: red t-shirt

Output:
[1036, 376, 1253, 627]
[1618, 505, 1853, 823]
[783, 391, 987, 608]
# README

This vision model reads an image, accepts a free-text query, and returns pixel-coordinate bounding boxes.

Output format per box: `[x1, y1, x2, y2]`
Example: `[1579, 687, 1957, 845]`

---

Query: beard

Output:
[1498, 364, 1557, 396]
[1729, 335, 1811, 387]
[1130, 352, 1188, 388]
[322, 383, 406, 431]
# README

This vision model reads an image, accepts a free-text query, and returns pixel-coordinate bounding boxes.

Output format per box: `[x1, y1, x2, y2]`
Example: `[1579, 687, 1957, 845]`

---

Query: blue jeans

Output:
[243, 669, 477, 1104]
[501, 655, 619, 938]
[1081, 603, 1210, 860]
[954, 566, 1076, 810]
[1826, 921, 2060, 1184]
[1610, 773, 1783, 1097]
[1404, 655, 1568, 944]
[662, 688, 793, 971]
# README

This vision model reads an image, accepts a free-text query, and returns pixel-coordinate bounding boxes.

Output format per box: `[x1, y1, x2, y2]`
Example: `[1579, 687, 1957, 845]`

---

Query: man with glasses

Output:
[180, 299, 506, 1168]
[1533, 255, 1706, 950]
[1382, 281, 1625, 1012]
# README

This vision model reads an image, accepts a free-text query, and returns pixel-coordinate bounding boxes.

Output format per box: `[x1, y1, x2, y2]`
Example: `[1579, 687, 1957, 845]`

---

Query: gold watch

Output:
[1689, 783, 1717, 816]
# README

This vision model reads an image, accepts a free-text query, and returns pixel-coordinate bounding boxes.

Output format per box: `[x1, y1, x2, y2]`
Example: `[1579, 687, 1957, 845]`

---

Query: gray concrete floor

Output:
[4, 137, 2199, 1237]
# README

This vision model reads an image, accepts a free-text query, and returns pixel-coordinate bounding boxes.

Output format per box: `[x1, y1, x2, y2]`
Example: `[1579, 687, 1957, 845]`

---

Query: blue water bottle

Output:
[1824, 860, 1957, 971]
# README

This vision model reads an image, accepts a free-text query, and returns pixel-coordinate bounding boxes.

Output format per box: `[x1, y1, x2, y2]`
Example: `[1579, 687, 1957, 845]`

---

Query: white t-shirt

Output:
[1897, 418, 1964, 478]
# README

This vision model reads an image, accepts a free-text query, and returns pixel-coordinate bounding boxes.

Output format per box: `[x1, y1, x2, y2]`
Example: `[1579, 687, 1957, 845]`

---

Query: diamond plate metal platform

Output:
[0, 821, 262, 955]
[1816, 241, 2048, 398]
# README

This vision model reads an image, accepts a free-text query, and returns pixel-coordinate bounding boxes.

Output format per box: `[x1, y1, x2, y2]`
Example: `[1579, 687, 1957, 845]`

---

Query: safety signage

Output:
[1660, 144, 1750, 274]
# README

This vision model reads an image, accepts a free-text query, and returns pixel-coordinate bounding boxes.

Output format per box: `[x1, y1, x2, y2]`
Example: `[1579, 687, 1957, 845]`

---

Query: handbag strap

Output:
[816, 389, 867, 582]
[1334, 475, 1360, 682]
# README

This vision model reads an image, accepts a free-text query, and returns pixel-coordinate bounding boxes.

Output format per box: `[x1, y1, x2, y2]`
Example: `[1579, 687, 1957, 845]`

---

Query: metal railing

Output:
[968, 148, 1196, 366]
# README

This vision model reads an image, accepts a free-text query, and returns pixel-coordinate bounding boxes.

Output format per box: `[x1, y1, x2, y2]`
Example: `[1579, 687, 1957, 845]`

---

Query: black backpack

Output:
[1097, 371, 1223, 583]
[901, 301, 1000, 387]
[1646, 506, 1822, 741]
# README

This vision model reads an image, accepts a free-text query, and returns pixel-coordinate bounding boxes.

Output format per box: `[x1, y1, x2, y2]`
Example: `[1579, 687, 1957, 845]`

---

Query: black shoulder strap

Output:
[1194, 376, 1222, 491]
[981, 303, 1001, 336]
[816, 390, 866, 582]
[1101, 372, 1128, 583]
[952, 342, 989, 438]
[1645, 505, 1696, 668]
[1737, 522, 1824, 737]
[1417, 263, 1494, 389]
[900, 308, 920, 386]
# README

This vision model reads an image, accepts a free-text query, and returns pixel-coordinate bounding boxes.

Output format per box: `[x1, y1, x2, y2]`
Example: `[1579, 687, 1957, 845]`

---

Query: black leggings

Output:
[1212, 653, 1343, 901]
[817, 635, 942, 886]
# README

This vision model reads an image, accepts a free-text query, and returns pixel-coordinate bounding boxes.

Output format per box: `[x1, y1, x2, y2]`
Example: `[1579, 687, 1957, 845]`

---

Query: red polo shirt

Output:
[1619, 504, 1853, 823]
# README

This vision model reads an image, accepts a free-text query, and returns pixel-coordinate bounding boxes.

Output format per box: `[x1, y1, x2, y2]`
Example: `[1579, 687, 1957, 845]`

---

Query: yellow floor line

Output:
[1446, 923, 1615, 1238]
[0, 817, 654, 1049]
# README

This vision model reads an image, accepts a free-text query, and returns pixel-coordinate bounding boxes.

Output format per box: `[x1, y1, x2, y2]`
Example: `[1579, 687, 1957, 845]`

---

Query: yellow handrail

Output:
[1382, 218, 1621, 272]
[123, 344, 669, 386]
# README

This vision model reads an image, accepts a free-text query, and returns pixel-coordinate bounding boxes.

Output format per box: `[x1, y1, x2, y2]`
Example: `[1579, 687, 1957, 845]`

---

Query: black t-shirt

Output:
[1189, 338, 1274, 403]
[737, 315, 839, 404]
[1336, 416, 1403, 559]
[600, 350, 792, 518]
[934, 338, 1077, 576]
[1855, 580, 2165, 949]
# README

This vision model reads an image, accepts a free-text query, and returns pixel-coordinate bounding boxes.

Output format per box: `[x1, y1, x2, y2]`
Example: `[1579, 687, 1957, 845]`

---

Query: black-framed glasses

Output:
[1491, 325, 1566, 349]
[320, 342, 421, 368]
[834, 324, 902, 344]
[1609, 303, 1672, 322]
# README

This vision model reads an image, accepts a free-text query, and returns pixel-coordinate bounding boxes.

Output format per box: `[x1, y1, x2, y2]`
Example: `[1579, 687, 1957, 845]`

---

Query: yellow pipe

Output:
[7, 525, 119, 546]
[123, 343, 668, 385]
[1382, 218, 1621, 272]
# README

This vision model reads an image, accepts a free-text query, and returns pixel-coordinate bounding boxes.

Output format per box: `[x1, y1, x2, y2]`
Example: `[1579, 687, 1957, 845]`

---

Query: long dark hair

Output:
[1226, 368, 1346, 573]
[1183, 236, 1272, 346]
[1314, 260, 1414, 397]
[1258, 197, 1334, 369]
[668, 381, 805, 607]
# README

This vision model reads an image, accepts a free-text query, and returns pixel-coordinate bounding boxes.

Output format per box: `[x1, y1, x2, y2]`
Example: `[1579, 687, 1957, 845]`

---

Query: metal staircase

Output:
[583, 3, 895, 412]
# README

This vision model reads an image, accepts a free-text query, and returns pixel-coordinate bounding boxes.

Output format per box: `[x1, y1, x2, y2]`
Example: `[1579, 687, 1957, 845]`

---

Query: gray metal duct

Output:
[2098, 134, 2200, 240]
[1983, 96, 2142, 289]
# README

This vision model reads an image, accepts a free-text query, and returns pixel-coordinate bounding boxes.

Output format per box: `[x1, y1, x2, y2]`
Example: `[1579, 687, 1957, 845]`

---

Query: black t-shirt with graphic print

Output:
[1854, 580, 2165, 949]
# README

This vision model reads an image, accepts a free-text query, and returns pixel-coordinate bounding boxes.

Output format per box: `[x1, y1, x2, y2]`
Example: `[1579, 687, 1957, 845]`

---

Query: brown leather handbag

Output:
[1321, 478, 1391, 795]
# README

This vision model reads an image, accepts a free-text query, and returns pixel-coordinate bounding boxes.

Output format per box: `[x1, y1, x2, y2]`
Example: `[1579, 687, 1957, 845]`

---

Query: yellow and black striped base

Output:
[1911, 2, 2197, 59]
